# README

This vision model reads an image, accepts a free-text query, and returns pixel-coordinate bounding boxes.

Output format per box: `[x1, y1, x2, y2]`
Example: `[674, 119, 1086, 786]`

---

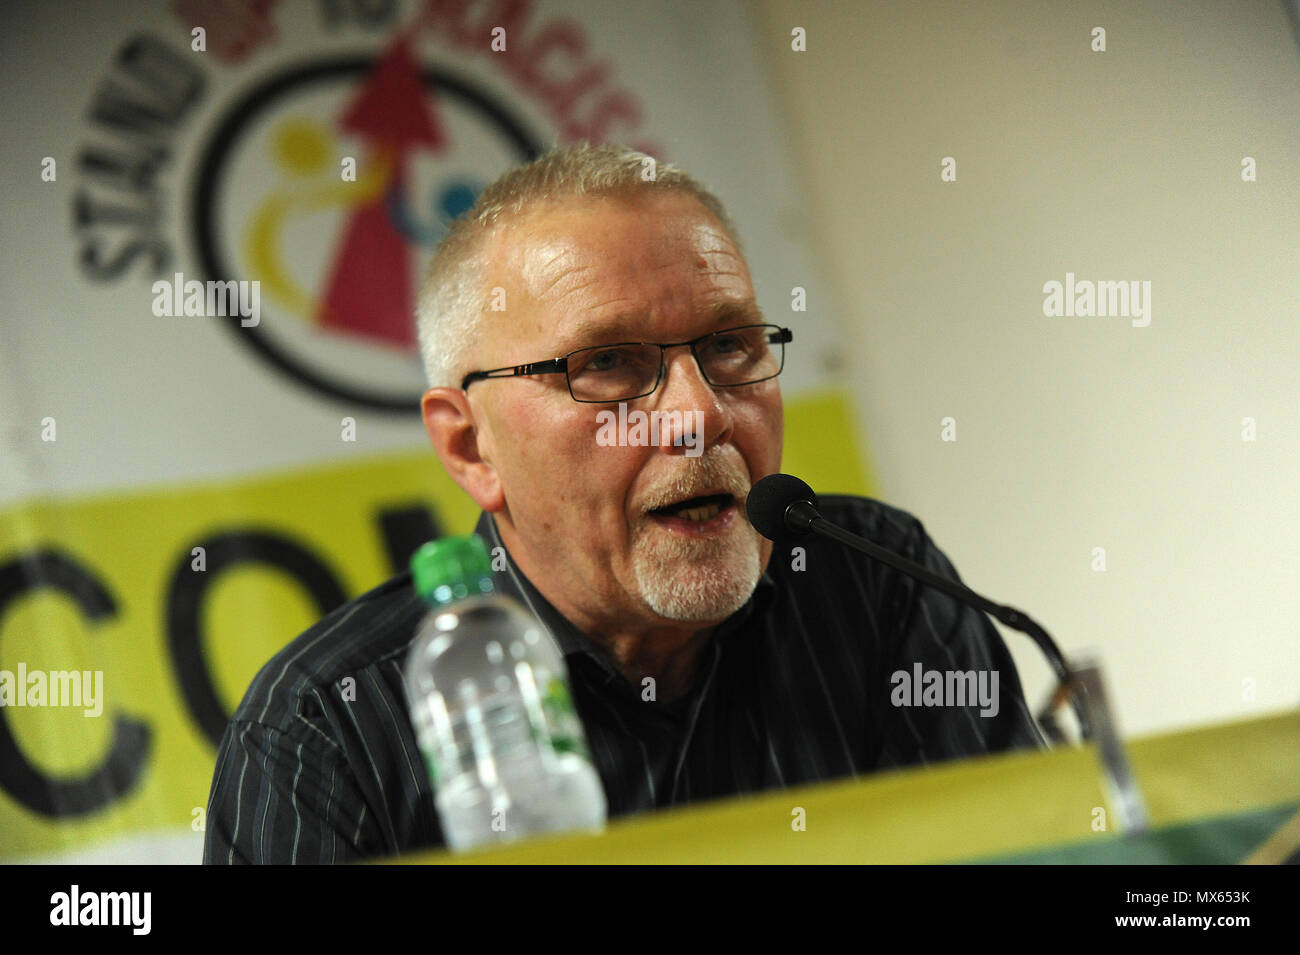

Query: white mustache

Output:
[639, 449, 751, 513]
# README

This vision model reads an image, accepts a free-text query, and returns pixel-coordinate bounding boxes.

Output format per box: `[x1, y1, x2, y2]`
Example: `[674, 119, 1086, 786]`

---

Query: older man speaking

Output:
[204, 143, 1042, 864]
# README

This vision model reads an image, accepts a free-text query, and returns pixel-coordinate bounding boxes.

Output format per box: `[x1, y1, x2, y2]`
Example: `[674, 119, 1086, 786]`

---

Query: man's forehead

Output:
[557, 298, 764, 346]
[480, 192, 754, 343]
[484, 192, 741, 275]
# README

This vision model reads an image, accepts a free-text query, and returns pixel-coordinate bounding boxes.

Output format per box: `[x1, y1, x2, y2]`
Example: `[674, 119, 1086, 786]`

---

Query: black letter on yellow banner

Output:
[0, 550, 150, 817]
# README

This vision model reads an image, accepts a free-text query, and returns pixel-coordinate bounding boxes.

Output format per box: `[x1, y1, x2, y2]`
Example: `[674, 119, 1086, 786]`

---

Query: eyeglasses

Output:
[461, 323, 793, 403]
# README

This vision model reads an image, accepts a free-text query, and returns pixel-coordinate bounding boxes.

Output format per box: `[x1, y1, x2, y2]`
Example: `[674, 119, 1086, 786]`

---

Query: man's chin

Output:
[630, 522, 761, 622]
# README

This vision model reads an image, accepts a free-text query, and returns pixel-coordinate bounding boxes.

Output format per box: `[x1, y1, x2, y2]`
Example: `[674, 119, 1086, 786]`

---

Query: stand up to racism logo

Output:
[73, 1, 659, 411]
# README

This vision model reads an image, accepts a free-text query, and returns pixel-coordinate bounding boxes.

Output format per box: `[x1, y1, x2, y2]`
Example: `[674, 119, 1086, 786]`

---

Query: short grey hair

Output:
[415, 142, 742, 389]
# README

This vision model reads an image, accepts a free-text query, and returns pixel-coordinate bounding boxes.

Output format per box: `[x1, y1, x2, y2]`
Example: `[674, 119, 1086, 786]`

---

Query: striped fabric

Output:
[203, 496, 1043, 863]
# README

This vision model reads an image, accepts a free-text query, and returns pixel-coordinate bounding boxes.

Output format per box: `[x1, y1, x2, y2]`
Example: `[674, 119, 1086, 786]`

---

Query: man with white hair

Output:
[204, 143, 1042, 864]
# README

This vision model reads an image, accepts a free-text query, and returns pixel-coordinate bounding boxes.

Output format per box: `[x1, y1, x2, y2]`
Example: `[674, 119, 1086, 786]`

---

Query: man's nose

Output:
[651, 347, 732, 453]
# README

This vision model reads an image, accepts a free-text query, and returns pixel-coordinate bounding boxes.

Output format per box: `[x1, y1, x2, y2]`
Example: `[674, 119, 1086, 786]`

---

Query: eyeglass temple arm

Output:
[461, 358, 567, 391]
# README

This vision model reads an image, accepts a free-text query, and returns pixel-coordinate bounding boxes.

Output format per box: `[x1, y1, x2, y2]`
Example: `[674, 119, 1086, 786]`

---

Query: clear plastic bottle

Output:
[403, 534, 607, 852]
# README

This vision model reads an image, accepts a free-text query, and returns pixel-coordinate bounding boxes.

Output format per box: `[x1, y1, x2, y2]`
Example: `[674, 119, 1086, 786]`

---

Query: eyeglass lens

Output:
[566, 325, 784, 402]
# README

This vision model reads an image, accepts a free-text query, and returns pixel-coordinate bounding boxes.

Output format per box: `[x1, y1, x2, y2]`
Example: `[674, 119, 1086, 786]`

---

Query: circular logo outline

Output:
[191, 56, 543, 413]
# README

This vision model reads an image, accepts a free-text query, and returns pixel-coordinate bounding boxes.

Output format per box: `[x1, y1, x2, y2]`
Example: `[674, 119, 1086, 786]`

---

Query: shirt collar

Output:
[472, 510, 775, 665]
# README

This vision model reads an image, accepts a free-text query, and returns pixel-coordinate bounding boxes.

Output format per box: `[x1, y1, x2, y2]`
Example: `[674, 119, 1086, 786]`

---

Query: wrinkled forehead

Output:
[478, 191, 755, 351]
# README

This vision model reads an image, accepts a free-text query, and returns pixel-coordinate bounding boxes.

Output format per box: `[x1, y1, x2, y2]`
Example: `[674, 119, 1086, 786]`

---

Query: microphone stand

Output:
[787, 502, 1150, 835]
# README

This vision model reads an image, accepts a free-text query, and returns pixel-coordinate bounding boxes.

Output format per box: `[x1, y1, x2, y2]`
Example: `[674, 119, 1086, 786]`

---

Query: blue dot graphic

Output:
[439, 182, 478, 221]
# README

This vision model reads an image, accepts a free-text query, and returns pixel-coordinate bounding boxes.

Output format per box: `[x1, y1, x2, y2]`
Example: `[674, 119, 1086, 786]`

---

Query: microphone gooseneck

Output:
[744, 473, 1089, 740]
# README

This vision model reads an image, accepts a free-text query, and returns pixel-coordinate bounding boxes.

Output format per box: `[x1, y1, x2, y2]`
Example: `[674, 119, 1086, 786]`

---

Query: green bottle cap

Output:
[409, 535, 496, 608]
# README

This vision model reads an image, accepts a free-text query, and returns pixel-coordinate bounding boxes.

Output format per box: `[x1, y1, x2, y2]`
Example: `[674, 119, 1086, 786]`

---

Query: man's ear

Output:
[421, 387, 505, 512]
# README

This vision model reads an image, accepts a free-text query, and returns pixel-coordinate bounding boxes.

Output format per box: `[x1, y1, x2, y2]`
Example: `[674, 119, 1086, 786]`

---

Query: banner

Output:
[0, 0, 873, 861]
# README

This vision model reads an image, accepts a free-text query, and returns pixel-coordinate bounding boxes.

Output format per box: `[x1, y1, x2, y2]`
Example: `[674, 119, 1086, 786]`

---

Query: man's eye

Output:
[707, 333, 759, 359]
[587, 350, 623, 372]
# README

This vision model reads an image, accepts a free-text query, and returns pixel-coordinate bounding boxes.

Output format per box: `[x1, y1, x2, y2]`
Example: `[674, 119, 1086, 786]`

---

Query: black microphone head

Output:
[746, 473, 818, 541]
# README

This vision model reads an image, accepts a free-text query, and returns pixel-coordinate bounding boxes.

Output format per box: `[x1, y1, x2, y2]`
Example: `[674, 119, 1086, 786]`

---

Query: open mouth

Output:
[647, 492, 736, 524]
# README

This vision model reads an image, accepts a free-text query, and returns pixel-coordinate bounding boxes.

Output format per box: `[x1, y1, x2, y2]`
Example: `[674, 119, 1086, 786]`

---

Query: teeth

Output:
[677, 502, 722, 522]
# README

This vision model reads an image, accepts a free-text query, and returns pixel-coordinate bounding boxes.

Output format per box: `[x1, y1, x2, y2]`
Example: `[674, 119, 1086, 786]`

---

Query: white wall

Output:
[753, 0, 1300, 736]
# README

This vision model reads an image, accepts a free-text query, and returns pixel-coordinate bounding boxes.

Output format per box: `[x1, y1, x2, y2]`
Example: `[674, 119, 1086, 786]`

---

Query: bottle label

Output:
[541, 677, 590, 761]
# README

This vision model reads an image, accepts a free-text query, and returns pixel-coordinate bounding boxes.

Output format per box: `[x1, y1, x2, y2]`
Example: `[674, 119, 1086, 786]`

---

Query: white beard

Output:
[630, 521, 761, 622]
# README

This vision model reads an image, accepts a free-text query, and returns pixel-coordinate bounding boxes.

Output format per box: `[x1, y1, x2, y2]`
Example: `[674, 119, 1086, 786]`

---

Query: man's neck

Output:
[594, 624, 715, 704]
[490, 515, 718, 704]
[535, 587, 716, 704]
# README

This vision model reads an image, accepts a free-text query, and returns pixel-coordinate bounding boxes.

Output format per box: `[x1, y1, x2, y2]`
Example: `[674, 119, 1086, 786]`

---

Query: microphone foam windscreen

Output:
[745, 473, 817, 541]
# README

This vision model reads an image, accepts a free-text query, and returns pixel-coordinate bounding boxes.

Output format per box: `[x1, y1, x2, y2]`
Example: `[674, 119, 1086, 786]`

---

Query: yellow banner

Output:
[0, 391, 871, 860]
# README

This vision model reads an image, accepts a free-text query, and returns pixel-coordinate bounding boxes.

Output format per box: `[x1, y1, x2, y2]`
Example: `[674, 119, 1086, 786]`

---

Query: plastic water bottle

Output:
[403, 534, 607, 852]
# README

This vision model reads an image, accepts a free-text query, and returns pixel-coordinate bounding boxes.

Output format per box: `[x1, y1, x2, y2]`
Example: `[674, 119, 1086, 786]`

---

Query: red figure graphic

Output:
[318, 37, 447, 349]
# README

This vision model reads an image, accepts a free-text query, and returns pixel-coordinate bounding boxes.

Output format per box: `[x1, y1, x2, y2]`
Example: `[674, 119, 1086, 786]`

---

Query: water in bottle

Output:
[403, 534, 607, 851]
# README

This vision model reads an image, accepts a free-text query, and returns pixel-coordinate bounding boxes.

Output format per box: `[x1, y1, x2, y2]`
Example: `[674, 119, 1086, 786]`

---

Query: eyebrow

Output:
[554, 300, 766, 354]
[702, 300, 766, 326]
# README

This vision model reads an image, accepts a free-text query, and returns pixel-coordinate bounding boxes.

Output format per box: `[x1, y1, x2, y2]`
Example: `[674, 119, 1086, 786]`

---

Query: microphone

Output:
[746, 473, 1089, 738]
[745, 473, 820, 540]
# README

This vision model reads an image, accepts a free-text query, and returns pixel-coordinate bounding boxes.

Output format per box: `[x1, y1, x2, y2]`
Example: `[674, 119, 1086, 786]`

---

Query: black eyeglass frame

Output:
[459, 324, 793, 403]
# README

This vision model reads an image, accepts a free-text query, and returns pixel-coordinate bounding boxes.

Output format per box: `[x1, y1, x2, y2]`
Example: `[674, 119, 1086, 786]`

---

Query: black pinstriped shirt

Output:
[203, 496, 1043, 863]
